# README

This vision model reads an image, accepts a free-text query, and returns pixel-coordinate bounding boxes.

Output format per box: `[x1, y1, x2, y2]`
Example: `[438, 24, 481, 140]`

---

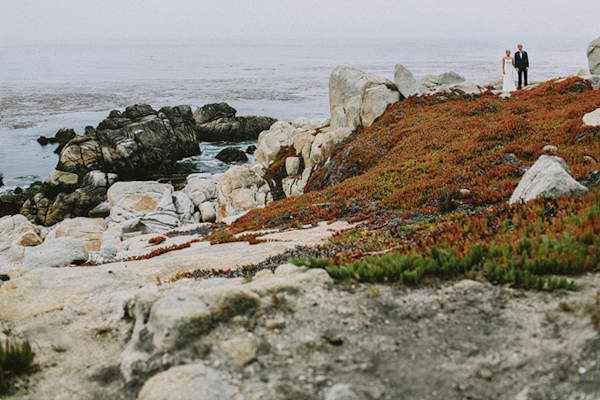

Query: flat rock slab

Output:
[106, 221, 352, 281]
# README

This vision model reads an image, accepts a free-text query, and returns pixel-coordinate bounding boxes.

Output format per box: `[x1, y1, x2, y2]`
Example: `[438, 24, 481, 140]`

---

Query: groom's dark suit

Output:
[515, 50, 529, 89]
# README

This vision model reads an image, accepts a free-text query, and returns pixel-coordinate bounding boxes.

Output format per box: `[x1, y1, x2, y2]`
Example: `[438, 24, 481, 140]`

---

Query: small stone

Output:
[542, 145, 558, 155]
[583, 155, 597, 164]
[220, 337, 257, 366]
[479, 368, 493, 380]
[265, 319, 286, 330]
[578, 367, 587, 374]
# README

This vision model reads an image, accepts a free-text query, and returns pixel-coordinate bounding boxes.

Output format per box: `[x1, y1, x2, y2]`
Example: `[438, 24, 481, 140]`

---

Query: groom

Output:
[515, 44, 529, 89]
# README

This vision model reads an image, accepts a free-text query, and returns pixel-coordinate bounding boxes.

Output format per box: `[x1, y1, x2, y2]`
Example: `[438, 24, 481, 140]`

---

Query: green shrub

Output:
[0, 337, 37, 394]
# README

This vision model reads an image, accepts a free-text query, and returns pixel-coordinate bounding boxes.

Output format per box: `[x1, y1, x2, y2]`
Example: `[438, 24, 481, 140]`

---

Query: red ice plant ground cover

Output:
[218, 78, 600, 289]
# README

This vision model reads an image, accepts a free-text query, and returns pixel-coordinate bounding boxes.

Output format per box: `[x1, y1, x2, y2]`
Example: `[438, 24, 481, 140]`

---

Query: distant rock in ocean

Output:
[194, 103, 277, 142]
[36, 127, 77, 154]
[215, 147, 248, 163]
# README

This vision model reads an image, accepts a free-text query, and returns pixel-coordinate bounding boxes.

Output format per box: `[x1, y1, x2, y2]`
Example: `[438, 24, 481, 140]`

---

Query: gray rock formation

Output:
[194, 103, 277, 142]
[587, 36, 600, 75]
[59, 104, 199, 179]
[394, 64, 419, 98]
[20, 105, 199, 226]
[509, 155, 588, 204]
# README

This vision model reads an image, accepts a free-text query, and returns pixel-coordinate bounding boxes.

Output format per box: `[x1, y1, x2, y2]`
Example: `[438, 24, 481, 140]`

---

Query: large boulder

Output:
[509, 155, 589, 204]
[1, 235, 88, 271]
[329, 66, 400, 131]
[107, 181, 174, 223]
[194, 103, 277, 142]
[0, 214, 42, 250]
[587, 36, 600, 75]
[183, 173, 217, 207]
[22, 237, 88, 269]
[58, 104, 200, 179]
[21, 184, 109, 226]
[394, 64, 419, 98]
[437, 71, 466, 86]
[254, 121, 298, 167]
[418, 75, 439, 93]
[216, 165, 271, 221]
[106, 182, 188, 232]
[54, 217, 108, 251]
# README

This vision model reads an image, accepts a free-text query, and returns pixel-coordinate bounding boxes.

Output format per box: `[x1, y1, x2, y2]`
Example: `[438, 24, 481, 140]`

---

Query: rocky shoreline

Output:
[1, 37, 600, 399]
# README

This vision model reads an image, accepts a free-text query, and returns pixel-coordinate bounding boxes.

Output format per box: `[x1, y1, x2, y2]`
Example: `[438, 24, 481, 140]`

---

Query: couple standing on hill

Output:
[502, 44, 529, 92]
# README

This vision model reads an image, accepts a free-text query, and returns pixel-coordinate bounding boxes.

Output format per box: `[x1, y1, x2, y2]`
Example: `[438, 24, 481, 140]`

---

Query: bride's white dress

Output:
[502, 58, 516, 92]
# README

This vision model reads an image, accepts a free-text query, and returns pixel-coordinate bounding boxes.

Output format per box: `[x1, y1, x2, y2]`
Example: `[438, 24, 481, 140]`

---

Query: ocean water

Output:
[0, 37, 591, 194]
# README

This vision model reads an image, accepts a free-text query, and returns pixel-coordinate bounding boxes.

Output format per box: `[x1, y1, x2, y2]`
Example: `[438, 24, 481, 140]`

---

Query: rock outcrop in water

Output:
[58, 104, 199, 179]
[20, 104, 200, 226]
[194, 103, 277, 142]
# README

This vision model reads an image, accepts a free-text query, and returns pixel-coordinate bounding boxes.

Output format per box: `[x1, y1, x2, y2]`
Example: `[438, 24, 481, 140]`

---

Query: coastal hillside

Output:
[238, 77, 600, 227]
[220, 77, 600, 290]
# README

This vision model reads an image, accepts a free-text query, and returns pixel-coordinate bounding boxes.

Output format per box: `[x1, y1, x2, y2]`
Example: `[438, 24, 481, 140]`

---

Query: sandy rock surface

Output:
[1, 215, 599, 400]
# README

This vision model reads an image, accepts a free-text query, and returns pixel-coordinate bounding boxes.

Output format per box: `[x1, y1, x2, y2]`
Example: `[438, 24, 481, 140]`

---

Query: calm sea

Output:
[0, 37, 591, 194]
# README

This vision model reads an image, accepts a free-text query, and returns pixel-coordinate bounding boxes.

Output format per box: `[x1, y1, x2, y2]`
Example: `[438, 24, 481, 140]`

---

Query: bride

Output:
[502, 49, 517, 92]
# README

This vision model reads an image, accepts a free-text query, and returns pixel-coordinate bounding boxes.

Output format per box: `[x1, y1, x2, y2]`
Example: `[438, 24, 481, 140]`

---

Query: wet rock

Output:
[37, 136, 50, 145]
[59, 104, 199, 179]
[216, 147, 249, 163]
[52, 127, 77, 154]
[22, 184, 108, 226]
[246, 145, 257, 154]
[0, 182, 42, 218]
[509, 155, 588, 204]
[194, 103, 277, 142]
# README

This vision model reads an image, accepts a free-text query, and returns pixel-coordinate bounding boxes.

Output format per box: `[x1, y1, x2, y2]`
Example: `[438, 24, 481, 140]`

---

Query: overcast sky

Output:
[1, 0, 599, 44]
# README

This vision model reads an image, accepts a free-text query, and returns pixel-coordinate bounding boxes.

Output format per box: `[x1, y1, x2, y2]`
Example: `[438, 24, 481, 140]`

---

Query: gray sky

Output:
[1, 0, 599, 44]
